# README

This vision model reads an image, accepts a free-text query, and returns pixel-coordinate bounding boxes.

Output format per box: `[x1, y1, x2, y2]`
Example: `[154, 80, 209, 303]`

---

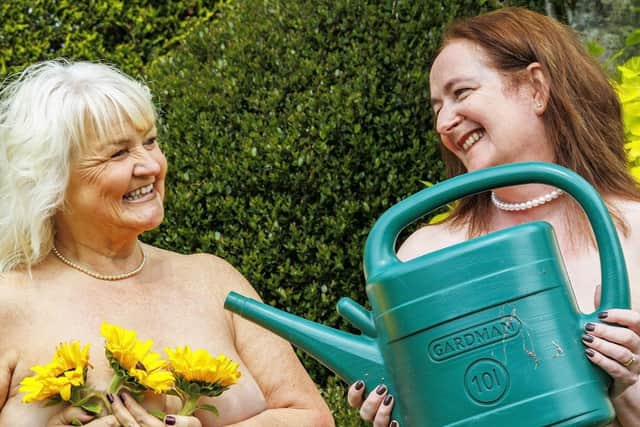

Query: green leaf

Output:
[585, 39, 605, 58]
[428, 211, 451, 224]
[149, 409, 167, 420]
[625, 29, 640, 48]
[80, 401, 102, 415]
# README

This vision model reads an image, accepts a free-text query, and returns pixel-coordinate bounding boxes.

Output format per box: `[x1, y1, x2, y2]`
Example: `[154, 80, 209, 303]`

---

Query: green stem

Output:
[95, 392, 111, 413]
[108, 375, 124, 394]
[178, 395, 200, 416]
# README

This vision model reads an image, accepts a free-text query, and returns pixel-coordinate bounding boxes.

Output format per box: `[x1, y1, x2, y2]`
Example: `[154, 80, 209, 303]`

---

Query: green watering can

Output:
[224, 162, 630, 426]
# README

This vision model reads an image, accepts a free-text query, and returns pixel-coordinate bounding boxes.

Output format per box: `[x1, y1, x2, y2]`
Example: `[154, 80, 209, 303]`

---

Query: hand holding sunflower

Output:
[19, 341, 104, 420]
[20, 323, 241, 424]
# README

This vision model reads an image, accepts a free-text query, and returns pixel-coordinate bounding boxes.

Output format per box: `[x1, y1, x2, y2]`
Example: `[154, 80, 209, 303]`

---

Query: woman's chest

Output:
[563, 234, 640, 313]
[2, 284, 266, 426]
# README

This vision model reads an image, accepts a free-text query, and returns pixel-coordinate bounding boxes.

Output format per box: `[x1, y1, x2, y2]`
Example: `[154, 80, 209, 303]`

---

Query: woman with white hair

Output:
[0, 60, 334, 427]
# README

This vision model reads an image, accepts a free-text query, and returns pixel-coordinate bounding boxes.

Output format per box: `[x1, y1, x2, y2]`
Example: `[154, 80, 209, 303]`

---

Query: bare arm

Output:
[583, 229, 640, 427]
[220, 261, 334, 427]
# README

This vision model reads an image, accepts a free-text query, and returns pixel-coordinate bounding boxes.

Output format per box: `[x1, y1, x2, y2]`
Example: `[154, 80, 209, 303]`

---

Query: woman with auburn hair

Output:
[348, 7, 640, 427]
[0, 60, 334, 427]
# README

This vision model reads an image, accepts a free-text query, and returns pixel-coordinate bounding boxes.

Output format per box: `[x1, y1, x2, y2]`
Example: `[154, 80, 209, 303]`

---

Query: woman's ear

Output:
[526, 62, 549, 116]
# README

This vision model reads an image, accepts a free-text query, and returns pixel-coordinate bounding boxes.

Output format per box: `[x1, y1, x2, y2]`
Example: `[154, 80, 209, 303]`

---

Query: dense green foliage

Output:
[145, 0, 548, 382]
[0, 0, 223, 77]
[146, 0, 467, 379]
[0, 0, 556, 423]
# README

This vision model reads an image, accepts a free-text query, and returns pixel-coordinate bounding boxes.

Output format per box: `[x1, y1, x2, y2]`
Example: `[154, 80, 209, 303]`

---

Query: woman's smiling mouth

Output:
[460, 130, 485, 152]
[123, 183, 154, 201]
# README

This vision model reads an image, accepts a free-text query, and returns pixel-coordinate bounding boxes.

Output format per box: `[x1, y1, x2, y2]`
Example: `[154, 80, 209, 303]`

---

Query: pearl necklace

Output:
[491, 188, 564, 212]
[52, 243, 146, 281]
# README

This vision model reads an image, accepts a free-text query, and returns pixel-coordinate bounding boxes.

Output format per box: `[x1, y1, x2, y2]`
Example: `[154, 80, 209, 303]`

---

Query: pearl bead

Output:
[491, 189, 563, 212]
[51, 243, 146, 281]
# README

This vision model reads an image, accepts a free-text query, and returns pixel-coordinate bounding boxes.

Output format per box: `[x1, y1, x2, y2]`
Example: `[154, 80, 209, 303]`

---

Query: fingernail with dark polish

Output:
[585, 322, 596, 332]
[598, 311, 609, 319]
[118, 392, 125, 403]
[586, 348, 595, 357]
[376, 384, 387, 395]
[106, 393, 114, 404]
[165, 415, 176, 426]
[384, 394, 393, 406]
[390, 421, 400, 427]
[354, 380, 364, 391]
[582, 334, 594, 343]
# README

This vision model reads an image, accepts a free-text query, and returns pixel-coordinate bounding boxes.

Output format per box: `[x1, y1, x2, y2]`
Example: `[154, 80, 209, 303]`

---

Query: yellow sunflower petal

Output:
[19, 341, 90, 403]
[166, 346, 241, 386]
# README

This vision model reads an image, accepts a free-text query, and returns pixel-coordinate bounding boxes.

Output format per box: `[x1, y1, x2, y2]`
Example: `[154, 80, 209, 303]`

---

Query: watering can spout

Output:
[224, 291, 386, 385]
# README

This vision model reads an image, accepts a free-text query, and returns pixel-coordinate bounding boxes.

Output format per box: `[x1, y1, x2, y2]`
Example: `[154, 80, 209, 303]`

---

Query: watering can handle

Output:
[363, 162, 630, 310]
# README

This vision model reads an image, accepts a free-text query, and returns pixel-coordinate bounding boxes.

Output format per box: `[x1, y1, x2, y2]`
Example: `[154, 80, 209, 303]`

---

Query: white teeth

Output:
[123, 184, 154, 201]
[461, 130, 484, 151]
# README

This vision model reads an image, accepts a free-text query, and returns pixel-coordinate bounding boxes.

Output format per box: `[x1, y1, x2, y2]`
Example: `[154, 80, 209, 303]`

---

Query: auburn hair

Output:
[436, 7, 640, 239]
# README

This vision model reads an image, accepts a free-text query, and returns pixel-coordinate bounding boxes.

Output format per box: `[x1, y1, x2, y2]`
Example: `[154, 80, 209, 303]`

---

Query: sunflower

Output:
[101, 322, 174, 394]
[19, 341, 90, 403]
[164, 346, 241, 415]
[166, 346, 241, 387]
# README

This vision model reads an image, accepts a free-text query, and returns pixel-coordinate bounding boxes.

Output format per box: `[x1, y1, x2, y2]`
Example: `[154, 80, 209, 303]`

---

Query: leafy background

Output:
[2, 0, 635, 424]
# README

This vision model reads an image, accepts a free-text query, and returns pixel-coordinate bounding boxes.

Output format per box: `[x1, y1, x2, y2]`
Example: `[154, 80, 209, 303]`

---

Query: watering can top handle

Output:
[363, 162, 630, 310]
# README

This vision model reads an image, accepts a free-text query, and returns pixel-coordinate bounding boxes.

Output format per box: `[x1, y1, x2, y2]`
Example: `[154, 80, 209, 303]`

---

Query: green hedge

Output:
[1, 0, 557, 423]
[144, 0, 550, 384]
[0, 0, 224, 77]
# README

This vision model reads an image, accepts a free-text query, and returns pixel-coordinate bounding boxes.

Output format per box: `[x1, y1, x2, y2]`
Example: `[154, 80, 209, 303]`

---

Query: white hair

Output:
[0, 59, 156, 272]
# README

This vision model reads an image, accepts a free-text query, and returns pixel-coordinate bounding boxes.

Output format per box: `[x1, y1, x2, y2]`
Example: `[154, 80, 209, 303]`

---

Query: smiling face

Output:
[58, 117, 167, 241]
[429, 39, 553, 172]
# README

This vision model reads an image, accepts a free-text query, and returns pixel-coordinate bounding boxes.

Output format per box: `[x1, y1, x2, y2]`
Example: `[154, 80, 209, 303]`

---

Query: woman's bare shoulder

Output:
[145, 244, 256, 296]
[618, 198, 640, 222]
[0, 271, 28, 308]
[148, 244, 228, 266]
[397, 221, 468, 262]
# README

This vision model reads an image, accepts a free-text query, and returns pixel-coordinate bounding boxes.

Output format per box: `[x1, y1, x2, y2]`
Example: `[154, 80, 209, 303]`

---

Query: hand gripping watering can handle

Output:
[363, 162, 630, 310]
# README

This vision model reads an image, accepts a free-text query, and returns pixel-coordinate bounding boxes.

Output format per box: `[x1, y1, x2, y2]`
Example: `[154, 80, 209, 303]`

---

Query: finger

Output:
[372, 393, 394, 427]
[584, 321, 640, 351]
[120, 391, 167, 427]
[359, 384, 387, 422]
[585, 348, 636, 387]
[108, 392, 141, 427]
[163, 414, 202, 427]
[0, 350, 17, 409]
[84, 416, 121, 427]
[46, 406, 97, 426]
[582, 332, 636, 370]
[347, 380, 366, 408]
[597, 310, 640, 334]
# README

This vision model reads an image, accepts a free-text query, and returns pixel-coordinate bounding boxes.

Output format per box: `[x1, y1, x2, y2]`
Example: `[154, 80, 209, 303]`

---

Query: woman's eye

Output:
[454, 88, 471, 99]
[143, 137, 157, 148]
[110, 149, 128, 158]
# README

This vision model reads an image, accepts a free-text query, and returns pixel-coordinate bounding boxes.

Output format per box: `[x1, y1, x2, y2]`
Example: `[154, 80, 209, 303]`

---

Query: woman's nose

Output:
[133, 149, 162, 176]
[436, 105, 463, 135]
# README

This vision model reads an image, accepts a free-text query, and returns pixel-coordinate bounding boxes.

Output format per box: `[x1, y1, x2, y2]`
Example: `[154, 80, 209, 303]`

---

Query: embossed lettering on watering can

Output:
[225, 162, 630, 427]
